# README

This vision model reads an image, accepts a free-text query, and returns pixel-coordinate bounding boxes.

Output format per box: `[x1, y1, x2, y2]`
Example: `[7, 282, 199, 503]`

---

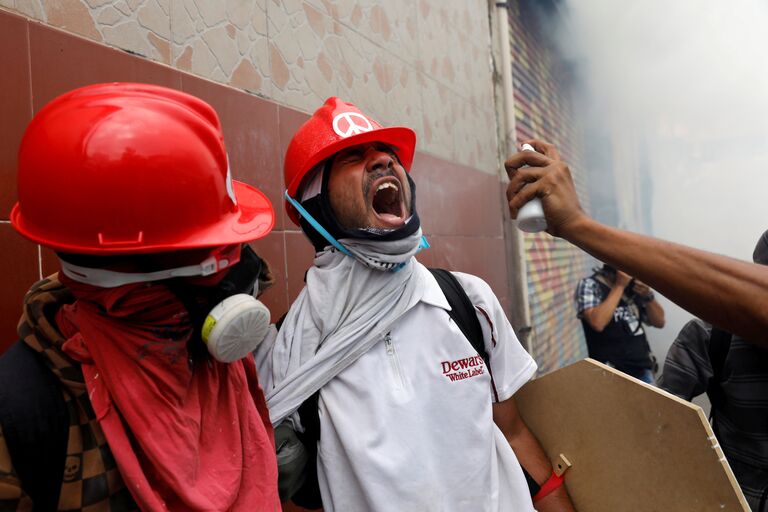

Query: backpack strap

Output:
[706, 327, 733, 415]
[428, 268, 489, 367]
[0, 341, 69, 509]
[428, 268, 540, 497]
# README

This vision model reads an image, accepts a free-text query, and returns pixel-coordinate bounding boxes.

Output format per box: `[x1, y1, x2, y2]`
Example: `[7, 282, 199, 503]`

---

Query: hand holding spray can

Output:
[516, 143, 548, 233]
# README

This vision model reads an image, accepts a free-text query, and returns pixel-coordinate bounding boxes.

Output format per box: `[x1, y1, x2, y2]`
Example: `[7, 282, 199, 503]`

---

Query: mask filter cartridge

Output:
[202, 293, 271, 362]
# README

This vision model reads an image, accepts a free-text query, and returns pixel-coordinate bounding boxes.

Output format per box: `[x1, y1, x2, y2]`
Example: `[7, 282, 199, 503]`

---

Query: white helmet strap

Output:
[59, 255, 236, 289]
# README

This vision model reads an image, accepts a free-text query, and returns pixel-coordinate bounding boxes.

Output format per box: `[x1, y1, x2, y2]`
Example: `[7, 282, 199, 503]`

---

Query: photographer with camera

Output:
[575, 264, 666, 383]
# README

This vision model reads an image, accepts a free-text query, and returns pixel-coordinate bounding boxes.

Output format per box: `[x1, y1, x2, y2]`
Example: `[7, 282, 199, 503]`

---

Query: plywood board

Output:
[515, 359, 749, 511]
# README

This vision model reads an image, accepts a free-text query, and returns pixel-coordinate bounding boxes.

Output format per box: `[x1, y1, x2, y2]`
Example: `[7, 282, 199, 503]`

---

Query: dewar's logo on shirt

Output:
[440, 355, 485, 382]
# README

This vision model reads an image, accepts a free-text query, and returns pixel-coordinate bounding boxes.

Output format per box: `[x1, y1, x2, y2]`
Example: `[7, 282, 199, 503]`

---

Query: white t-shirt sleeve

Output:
[452, 272, 537, 403]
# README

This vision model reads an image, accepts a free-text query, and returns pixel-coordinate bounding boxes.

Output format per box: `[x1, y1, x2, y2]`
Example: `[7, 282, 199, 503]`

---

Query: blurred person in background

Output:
[575, 263, 665, 383]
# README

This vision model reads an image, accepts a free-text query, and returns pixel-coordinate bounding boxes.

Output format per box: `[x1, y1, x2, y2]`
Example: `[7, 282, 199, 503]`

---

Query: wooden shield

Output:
[515, 359, 749, 511]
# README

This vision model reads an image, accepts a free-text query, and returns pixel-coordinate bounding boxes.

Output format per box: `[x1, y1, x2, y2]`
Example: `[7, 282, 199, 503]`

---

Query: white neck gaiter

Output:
[261, 228, 428, 425]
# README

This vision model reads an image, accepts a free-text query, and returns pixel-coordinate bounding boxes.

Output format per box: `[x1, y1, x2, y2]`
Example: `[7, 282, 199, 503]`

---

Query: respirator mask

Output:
[59, 244, 271, 363]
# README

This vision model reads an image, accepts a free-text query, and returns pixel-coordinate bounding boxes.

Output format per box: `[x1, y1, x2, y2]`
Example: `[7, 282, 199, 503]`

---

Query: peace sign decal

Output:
[332, 112, 374, 138]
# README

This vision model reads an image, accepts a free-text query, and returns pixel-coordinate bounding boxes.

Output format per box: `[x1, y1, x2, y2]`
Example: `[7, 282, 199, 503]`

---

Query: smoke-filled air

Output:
[557, 0, 768, 361]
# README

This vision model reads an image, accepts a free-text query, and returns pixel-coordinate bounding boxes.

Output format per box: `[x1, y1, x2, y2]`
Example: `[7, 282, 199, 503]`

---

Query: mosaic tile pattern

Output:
[0, 0, 499, 172]
[2, 0, 172, 63]
[172, 0, 269, 95]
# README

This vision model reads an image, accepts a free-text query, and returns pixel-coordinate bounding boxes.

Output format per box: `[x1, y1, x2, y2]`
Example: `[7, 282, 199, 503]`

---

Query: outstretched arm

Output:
[493, 397, 576, 511]
[504, 140, 768, 346]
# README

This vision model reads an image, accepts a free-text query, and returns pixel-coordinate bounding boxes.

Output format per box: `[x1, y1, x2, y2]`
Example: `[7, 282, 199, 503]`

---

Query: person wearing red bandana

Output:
[0, 83, 280, 511]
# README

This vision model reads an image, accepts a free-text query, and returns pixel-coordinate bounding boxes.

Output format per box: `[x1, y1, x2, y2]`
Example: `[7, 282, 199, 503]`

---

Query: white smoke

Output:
[558, 0, 768, 362]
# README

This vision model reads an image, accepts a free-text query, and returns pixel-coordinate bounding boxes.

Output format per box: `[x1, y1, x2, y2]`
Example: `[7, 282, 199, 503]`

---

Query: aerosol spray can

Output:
[516, 143, 548, 233]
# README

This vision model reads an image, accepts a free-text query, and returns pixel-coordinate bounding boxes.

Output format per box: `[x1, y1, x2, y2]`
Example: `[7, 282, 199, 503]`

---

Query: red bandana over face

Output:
[57, 273, 279, 511]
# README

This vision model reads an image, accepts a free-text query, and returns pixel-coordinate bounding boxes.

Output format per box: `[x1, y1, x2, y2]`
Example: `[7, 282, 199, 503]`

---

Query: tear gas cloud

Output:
[555, 1, 768, 359]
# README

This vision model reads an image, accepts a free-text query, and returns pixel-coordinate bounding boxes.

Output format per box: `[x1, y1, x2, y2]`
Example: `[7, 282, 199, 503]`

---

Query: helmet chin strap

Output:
[60, 256, 236, 288]
[285, 191, 353, 256]
[284, 190, 429, 271]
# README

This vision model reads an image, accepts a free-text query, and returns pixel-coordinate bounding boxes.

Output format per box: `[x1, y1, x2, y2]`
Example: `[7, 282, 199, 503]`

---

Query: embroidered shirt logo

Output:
[441, 355, 485, 382]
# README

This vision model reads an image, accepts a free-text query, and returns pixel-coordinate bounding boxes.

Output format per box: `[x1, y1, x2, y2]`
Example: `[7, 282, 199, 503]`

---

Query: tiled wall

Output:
[0, 0, 499, 174]
[0, 9, 511, 354]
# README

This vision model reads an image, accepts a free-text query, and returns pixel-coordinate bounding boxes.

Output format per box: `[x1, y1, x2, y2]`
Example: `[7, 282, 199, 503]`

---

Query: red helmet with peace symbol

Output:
[283, 96, 416, 225]
[11, 82, 275, 254]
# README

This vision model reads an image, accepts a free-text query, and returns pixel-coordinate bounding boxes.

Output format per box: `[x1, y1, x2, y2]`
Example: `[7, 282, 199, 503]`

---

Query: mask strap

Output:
[285, 191, 352, 257]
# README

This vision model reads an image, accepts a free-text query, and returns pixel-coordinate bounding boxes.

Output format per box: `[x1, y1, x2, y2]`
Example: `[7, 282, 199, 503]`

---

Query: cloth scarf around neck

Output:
[263, 228, 429, 425]
[56, 273, 280, 511]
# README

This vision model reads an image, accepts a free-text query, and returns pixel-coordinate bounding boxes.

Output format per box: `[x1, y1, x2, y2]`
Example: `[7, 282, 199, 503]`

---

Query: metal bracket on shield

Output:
[554, 454, 572, 477]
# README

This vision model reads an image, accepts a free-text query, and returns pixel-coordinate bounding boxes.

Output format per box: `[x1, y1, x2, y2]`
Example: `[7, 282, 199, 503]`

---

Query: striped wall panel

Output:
[507, 0, 590, 374]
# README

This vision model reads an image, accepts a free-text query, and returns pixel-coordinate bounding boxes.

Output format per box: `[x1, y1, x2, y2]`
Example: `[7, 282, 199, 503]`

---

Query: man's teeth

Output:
[377, 182, 399, 192]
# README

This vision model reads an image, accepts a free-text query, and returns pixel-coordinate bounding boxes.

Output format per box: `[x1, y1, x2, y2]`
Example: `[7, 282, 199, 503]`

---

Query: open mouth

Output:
[370, 176, 406, 227]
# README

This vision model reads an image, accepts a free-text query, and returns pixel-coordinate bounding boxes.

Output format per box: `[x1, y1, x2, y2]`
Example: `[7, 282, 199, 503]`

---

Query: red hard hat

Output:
[283, 97, 416, 225]
[11, 82, 274, 254]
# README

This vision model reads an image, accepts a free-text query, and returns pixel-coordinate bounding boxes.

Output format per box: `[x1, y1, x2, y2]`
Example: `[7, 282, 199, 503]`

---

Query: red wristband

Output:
[532, 470, 565, 503]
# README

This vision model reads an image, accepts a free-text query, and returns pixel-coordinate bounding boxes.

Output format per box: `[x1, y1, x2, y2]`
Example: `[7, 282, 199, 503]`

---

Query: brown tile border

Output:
[0, 11, 32, 219]
[0, 224, 41, 350]
[413, 152, 504, 238]
[29, 21, 180, 113]
[181, 74, 284, 231]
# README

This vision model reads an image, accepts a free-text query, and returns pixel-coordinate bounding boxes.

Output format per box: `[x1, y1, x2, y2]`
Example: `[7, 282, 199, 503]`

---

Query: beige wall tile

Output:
[11, 0, 45, 21]
[417, 0, 493, 101]
[307, 0, 419, 63]
[137, 0, 169, 38]
[201, 25, 239, 75]
[171, 0, 269, 96]
[420, 76, 457, 161]
[45, 0, 100, 40]
[3, 0, 498, 172]
[102, 20, 153, 56]
[267, 1, 424, 142]
[96, 5, 123, 24]
[91, 0, 171, 63]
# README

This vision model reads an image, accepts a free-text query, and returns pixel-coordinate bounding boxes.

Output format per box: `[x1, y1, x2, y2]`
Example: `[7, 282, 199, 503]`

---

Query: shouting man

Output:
[258, 98, 575, 511]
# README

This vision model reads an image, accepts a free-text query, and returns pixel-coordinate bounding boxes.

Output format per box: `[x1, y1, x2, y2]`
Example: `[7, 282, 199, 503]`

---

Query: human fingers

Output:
[506, 166, 547, 200]
[633, 281, 651, 295]
[504, 150, 553, 178]
[506, 180, 544, 219]
[521, 139, 561, 161]
[616, 270, 632, 286]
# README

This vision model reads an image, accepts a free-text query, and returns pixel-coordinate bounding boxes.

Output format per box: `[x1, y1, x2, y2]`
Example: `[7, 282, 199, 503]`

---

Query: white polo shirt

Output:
[316, 271, 538, 511]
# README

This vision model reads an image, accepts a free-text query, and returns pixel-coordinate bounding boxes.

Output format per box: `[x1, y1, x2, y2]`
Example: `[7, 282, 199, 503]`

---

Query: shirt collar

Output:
[420, 268, 451, 310]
